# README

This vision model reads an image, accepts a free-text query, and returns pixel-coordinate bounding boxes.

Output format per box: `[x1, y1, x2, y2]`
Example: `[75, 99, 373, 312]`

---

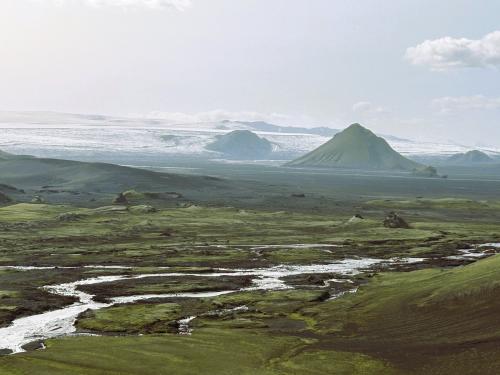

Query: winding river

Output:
[0, 243, 497, 354]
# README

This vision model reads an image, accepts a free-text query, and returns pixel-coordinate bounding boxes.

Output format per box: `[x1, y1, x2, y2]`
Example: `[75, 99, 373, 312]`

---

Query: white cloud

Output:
[37, 0, 192, 10]
[405, 31, 500, 70]
[141, 110, 305, 126]
[432, 95, 500, 113]
[352, 101, 390, 116]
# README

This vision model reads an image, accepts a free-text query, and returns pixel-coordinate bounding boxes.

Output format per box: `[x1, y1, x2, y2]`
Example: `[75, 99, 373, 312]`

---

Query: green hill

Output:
[286, 123, 421, 170]
[447, 150, 493, 165]
[206, 130, 273, 159]
[310, 253, 500, 373]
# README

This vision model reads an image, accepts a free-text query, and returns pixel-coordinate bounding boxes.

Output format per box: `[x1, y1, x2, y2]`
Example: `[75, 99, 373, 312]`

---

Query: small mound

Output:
[411, 166, 439, 178]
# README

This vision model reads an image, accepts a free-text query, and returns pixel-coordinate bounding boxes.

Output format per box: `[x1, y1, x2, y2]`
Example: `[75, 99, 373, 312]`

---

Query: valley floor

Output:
[0, 201, 499, 373]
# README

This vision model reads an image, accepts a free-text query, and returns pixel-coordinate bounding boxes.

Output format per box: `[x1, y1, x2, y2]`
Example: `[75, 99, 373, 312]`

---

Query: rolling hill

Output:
[0, 152, 271, 206]
[286, 123, 422, 170]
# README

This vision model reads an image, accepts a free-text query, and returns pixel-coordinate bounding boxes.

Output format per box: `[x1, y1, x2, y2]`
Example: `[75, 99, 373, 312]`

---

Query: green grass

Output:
[0, 203, 70, 222]
[77, 303, 182, 333]
[310, 255, 500, 342]
[0, 329, 399, 375]
[272, 350, 396, 375]
[0, 329, 306, 375]
[290, 254, 500, 373]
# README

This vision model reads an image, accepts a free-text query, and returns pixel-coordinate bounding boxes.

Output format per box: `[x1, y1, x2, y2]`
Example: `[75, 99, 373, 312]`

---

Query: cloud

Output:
[141, 110, 306, 126]
[38, 0, 192, 10]
[432, 95, 500, 113]
[352, 101, 390, 116]
[405, 31, 500, 70]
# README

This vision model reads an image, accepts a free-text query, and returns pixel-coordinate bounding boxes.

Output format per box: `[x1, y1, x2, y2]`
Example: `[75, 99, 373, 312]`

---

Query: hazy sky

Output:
[1, 0, 499, 145]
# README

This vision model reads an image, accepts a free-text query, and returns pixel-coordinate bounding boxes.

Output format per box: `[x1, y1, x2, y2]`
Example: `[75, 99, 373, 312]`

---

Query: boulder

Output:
[21, 340, 45, 351]
[112, 193, 129, 205]
[383, 212, 410, 229]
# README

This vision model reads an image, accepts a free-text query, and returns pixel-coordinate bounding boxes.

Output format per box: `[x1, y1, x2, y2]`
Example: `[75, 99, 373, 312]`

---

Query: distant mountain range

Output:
[226, 121, 339, 137]
[286, 124, 422, 171]
[446, 150, 493, 165]
[1, 111, 500, 163]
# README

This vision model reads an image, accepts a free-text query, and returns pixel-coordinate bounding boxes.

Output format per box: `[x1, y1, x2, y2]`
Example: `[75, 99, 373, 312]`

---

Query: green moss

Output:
[77, 303, 182, 333]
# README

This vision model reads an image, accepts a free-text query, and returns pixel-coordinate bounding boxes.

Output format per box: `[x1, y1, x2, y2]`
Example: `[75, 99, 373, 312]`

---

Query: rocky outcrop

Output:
[383, 212, 410, 229]
[112, 193, 129, 205]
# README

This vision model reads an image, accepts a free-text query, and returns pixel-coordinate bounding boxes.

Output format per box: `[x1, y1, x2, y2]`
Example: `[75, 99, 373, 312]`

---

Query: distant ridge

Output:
[447, 150, 493, 165]
[231, 121, 339, 137]
[286, 123, 421, 170]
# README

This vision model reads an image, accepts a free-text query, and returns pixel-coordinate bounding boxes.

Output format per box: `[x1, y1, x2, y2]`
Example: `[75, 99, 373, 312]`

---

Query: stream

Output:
[0, 243, 498, 354]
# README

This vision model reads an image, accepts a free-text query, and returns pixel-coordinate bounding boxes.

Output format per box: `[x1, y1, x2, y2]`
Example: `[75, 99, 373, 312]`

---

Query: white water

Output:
[0, 246, 496, 354]
[177, 305, 250, 336]
[177, 316, 197, 335]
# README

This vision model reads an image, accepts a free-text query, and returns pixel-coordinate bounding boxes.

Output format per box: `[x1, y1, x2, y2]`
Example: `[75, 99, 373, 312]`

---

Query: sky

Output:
[0, 0, 499, 145]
